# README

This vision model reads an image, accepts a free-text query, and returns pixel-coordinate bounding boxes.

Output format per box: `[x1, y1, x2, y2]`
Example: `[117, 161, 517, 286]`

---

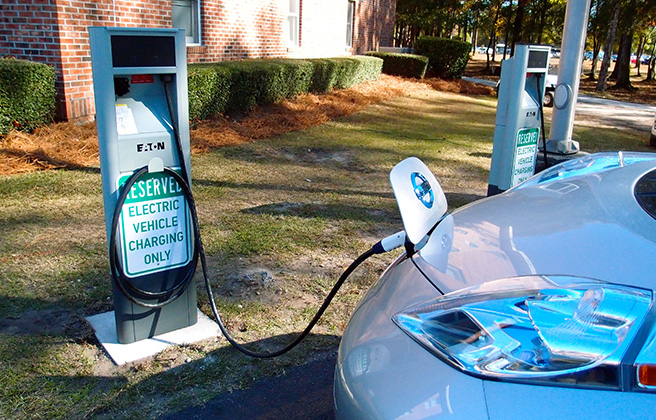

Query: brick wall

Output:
[354, 0, 395, 54]
[187, 1, 287, 63]
[0, 0, 65, 114]
[0, 0, 396, 121]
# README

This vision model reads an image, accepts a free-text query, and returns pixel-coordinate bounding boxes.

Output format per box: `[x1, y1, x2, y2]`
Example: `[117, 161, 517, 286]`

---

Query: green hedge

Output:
[0, 58, 56, 135]
[414, 36, 472, 79]
[365, 51, 429, 79]
[187, 56, 383, 120]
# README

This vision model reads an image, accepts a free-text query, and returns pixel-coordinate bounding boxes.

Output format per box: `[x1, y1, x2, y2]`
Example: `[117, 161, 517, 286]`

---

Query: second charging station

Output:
[488, 44, 551, 196]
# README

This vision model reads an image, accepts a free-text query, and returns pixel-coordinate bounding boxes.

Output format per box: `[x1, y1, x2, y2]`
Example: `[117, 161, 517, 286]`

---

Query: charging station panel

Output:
[89, 27, 197, 344]
[488, 44, 551, 196]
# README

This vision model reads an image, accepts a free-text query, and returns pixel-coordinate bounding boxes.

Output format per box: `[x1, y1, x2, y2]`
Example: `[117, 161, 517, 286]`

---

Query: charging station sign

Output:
[511, 127, 540, 187]
[117, 171, 192, 277]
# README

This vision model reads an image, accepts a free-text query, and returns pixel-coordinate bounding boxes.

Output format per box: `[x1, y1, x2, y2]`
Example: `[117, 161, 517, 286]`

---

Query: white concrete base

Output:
[86, 309, 222, 365]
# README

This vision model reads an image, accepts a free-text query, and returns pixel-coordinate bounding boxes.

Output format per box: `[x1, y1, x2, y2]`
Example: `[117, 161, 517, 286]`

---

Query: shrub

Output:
[187, 56, 383, 120]
[365, 51, 429, 79]
[414, 36, 472, 79]
[187, 65, 232, 121]
[0, 58, 56, 135]
[307, 56, 382, 91]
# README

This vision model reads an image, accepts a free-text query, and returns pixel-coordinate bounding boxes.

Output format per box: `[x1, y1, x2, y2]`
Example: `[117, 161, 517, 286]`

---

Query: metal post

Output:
[546, 0, 592, 154]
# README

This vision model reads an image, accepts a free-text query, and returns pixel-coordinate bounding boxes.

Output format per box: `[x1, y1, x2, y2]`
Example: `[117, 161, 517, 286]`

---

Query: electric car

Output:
[335, 152, 656, 419]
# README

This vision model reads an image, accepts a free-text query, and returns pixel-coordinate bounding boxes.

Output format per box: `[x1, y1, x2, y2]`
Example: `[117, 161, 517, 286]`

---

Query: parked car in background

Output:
[495, 65, 558, 107]
[335, 153, 656, 420]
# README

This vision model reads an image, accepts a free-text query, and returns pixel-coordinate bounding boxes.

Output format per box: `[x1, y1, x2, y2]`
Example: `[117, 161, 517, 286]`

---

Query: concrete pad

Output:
[86, 309, 222, 365]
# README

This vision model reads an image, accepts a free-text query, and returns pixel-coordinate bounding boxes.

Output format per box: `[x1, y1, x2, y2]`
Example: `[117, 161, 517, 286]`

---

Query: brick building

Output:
[0, 0, 396, 121]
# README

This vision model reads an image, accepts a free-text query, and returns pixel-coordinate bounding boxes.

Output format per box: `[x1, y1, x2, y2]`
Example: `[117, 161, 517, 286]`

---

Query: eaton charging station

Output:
[89, 27, 197, 344]
[488, 44, 551, 196]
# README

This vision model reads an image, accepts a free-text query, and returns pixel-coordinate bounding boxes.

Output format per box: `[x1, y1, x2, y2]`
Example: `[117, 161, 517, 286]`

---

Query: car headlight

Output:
[393, 275, 654, 390]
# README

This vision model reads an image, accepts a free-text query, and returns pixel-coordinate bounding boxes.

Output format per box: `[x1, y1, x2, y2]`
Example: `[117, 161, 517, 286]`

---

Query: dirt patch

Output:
[218, 267, 279, 302]
[0, 308, 94, 341]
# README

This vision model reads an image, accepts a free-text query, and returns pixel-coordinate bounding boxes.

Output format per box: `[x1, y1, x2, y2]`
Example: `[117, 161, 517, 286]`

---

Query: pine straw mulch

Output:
[0, 75, 494, 176]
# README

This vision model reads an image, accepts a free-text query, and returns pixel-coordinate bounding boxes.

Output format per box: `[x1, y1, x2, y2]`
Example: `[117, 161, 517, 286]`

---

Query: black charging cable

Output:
[535, 73, 550, 170]
[108, 75, 394, 357]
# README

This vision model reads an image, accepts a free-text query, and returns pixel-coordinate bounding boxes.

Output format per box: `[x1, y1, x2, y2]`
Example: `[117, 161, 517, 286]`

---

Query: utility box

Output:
[488, 44, 551, 196]
[89, 27, 197, 344]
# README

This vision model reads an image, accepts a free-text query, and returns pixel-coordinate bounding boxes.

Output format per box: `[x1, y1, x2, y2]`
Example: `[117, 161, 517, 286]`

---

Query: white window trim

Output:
[346, 0, 355, 48]
[287, 0, 300, 47]
[172, 0, 202, 46]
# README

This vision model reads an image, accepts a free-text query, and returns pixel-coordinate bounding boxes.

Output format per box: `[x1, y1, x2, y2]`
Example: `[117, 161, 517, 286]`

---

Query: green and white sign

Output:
[511, 127, 540, 187]
[117, 171, 192, 277]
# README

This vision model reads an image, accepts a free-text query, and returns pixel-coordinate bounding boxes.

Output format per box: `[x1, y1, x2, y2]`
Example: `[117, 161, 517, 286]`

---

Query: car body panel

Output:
[484, 381, 656, 420]
[418, 156, 656, 293]
[335, 258, 488, 420]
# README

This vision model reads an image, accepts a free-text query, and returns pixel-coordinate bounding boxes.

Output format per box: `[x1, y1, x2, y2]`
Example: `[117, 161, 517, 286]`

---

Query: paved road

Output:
[463, 76, 656, 133]
[575, 95, 656, 133]
[161, 353, 337, 420]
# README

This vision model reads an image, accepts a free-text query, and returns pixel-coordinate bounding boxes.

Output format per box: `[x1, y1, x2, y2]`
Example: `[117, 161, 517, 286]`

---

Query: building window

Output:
[346, 1, 355, 47]
[287, 0, 300, 46]
[172, 0, 201, 45]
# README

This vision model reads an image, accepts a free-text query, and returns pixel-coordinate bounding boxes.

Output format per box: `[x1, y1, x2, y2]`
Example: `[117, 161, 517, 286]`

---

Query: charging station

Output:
[89, 27, 197, 344]
[488, 44, 551, 196]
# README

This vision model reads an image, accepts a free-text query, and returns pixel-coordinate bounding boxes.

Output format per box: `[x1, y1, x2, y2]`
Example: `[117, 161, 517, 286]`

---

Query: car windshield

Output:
[635, 168, 656, 220]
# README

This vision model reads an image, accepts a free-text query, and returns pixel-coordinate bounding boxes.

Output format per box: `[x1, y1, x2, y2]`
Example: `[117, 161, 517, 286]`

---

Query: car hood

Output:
[416, 153, 656, 293]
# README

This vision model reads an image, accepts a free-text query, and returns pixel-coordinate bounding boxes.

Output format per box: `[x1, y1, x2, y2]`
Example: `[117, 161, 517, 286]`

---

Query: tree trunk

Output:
[609, 33, 628, 80]
[588, 46, 600, 80]
[635, 35, 645, 76]
[613, 34, 634, 89]
[596, 0, 621, 92]
[536, 0, 549, 44]
[510, 0, 526, 56]
[646, 42, 656, 81]
[502, 3, 511, 60]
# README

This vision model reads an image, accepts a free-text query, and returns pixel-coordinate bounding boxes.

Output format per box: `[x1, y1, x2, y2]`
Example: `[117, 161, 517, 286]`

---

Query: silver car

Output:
[335, 153, 656, 419]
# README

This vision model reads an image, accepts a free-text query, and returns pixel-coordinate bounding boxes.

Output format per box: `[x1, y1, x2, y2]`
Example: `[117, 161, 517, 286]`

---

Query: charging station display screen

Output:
[527, 50, 549, 70]
[117, 171, 192, 277]
[111, 35, 176, 67]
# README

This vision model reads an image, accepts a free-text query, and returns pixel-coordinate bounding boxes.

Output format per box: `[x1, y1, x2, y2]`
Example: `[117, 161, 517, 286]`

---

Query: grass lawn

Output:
[0, 80, 651, 419]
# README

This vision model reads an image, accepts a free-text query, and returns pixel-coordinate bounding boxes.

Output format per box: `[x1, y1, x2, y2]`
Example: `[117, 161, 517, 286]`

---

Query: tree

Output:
[587, 0, 613, 80]
[510, 0, 527, 55]
[596, 0, 621, 91]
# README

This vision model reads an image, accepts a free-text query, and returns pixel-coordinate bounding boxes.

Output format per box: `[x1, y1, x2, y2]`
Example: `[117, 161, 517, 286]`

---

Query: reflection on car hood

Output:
[417, 152, 656, 293]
